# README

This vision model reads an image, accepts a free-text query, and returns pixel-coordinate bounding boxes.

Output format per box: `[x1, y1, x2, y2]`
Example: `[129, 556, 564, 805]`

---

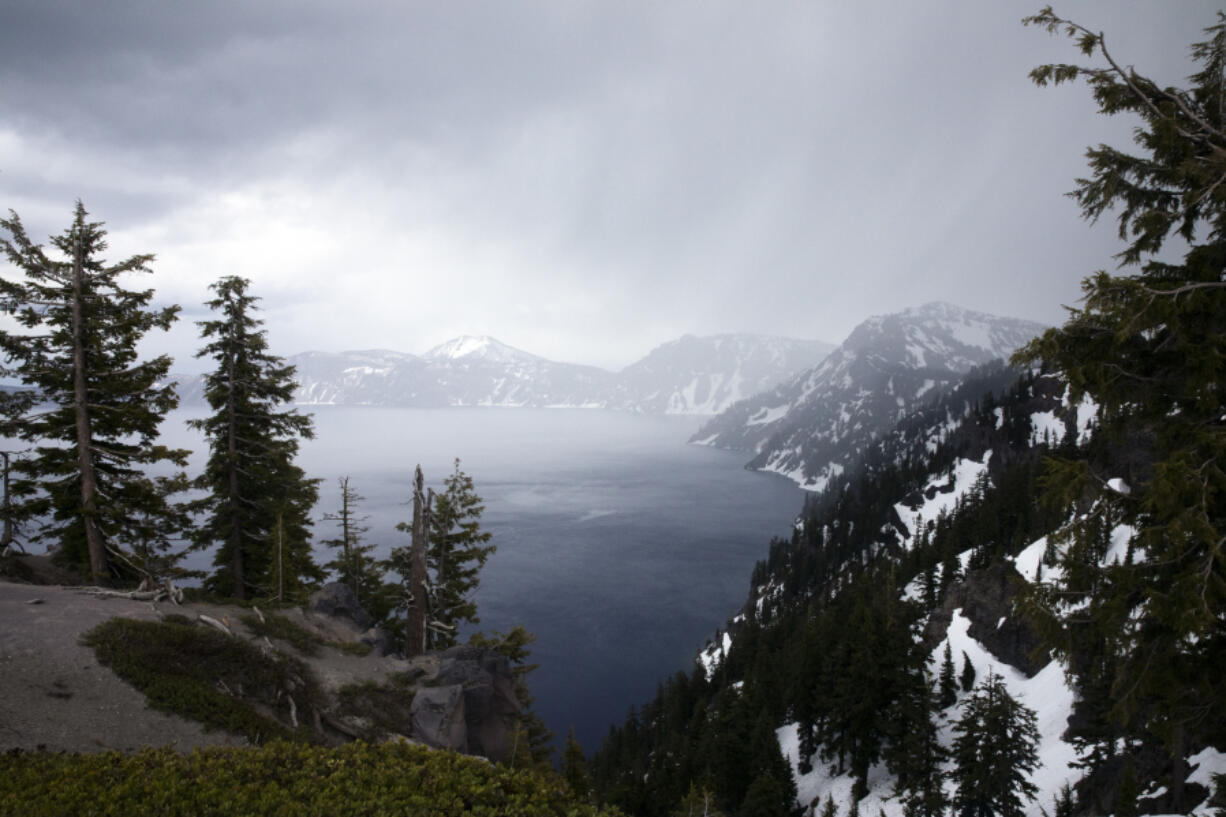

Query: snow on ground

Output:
[1072, 394, 1098, 444]
[1102, 524, 1138, 567]
[748, 403, 791, 426]
[780, 609, 1079, 817]
[1185, 748, 1226, 816]
[781, 604, 1226, 817]
[1012, 536, 1058, 585]
[894, 452, 992, 548]
[938, 611, 1081, 817]
[1030, 410, 1067, 446]
[697, 630, 733, 681]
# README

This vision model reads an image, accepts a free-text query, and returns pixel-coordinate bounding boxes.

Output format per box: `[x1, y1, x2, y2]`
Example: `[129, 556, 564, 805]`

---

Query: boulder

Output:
[308, 582, 373, 632]
[410, 684, 467, 752]
[360, 626, 396, 657]
[436, 646, 520, 762]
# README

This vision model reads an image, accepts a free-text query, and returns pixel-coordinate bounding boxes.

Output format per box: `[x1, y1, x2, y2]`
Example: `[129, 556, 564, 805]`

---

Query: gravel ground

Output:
[0, 580, 249, 753]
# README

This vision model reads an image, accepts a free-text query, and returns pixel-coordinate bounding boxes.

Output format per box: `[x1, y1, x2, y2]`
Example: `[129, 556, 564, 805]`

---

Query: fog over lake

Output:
[162, 407, 802, 752]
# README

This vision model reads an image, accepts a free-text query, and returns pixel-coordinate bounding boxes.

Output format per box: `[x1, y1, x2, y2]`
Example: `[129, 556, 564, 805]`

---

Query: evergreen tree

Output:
[820, 795, 838, 817]
[189, 276, 321, 599]
[959, 652, 976, 692]
[426, 459, 496, 648]
[0, 203, 187, 583]
[562, 727, 592, 802]
[887, 669, 947, 817]
[386, 460, 494, 651]
[672, 783, 725, 817]
[938, 642, 958, 709]
[950, 671, 1040, 817]
[1020, 10, 1226, 803]
[321, 476, 386, 617]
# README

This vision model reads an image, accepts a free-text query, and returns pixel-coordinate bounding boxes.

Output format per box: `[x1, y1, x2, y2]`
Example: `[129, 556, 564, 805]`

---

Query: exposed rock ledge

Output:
[0, 578, 519, 762]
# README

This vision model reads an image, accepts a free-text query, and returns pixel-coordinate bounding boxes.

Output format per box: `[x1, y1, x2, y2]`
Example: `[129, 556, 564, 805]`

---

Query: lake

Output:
[161, 407, 803, 754]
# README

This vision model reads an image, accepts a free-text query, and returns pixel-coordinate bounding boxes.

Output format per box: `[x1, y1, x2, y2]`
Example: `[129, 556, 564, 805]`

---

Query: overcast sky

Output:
[0, 2, 1218, 371]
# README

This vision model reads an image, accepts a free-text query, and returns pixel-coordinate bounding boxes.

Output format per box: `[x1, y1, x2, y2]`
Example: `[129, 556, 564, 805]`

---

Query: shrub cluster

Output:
[81, 617, 323, 744]
[0, 741, 620, 816]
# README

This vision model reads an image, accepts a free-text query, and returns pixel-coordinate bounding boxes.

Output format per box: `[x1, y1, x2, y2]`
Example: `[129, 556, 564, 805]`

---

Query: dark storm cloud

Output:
[1, 1, 1220, 369]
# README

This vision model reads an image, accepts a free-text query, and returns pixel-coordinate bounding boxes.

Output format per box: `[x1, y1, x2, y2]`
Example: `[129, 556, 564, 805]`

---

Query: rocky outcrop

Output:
[309, 583, 374, 632]
[925, 561, 1049, 677]
[435, 646, 521, 761]
[301, 587, 520, 762]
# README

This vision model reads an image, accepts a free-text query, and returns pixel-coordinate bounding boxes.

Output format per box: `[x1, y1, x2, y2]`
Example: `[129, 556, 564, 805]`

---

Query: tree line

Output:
[0, 205, 491, 658]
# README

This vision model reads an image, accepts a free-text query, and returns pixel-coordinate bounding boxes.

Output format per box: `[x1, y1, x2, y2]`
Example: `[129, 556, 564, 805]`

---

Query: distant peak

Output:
[424, 335, 537, 362]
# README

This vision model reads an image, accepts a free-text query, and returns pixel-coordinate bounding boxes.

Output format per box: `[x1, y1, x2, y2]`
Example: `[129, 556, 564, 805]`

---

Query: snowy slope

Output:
[747, 377, 1223, 817]
[691, 303, 1046, 490]
[609, 334, 833, 415]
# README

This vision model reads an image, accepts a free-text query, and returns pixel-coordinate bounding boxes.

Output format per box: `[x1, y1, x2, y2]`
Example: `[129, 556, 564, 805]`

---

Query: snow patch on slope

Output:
[894, 452, 992, 547]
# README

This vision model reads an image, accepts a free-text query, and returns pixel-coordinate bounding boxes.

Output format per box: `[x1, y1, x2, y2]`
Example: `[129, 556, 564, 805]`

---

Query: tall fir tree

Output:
[426, 458, 496, 648]
[189, 276, 321, 599]
[0, 203, 187, 583]
[321, 476, 386, 617]
[1020, 10, 1226, 804]
[886, 669, 947, 817]
[950, 671, 1040, 817]
[562, 726, 593, 802]
[938, 642, 958, 709]
[387, 459, 495, 651]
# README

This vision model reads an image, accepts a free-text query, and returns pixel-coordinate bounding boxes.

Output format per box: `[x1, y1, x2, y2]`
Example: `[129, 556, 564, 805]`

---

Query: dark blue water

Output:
[163, 407, 802, 754]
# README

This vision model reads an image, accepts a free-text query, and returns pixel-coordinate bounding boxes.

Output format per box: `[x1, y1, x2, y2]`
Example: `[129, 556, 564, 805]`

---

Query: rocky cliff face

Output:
[691, 302, 1046, 489]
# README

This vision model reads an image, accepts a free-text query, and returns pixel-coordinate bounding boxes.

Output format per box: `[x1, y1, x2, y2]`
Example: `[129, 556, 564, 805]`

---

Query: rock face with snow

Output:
[691, 302, 1046, 490]
[170, 333, 832, 414]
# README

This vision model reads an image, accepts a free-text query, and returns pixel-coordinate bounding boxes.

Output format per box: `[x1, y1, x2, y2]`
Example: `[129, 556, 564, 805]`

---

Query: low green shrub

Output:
[0, 741, 622, 816]
[81, 617, 324, 744]
[335, 672, 418, 740]
[240, 611, 373, 657]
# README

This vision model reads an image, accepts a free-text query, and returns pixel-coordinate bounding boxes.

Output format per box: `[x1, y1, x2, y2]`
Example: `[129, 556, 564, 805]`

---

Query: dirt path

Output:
[0, 581, 248, 753]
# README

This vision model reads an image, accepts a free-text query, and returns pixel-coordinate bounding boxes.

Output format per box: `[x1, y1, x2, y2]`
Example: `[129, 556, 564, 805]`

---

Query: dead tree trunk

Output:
[0, 451, 18, 553]
[406, 465, 432, 657]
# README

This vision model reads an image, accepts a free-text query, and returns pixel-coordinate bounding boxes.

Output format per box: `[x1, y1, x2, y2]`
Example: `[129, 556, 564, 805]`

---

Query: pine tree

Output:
[938, 642, 958, 709]
[0, 203, 188, 583]
[959, 651, 976, 692]
[673, 783, 725, 817]
[950, 671, 1040, 817]
[562, 727, 592, 802]
[189, 276, 321, 600]
[1020, 11, 1226, 803]
[321, 476, 386, 618]
[426, 458, 495, 648]
[887, 669, 947, 817]
[387, 459, 495, 651]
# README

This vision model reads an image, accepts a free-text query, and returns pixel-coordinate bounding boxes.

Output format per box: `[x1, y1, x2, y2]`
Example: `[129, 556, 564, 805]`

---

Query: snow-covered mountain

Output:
[608, 334, 834, 415]
[691, 302, 1046, 490]
[169, 333, 832, 413]
[288, 336, 613, 408]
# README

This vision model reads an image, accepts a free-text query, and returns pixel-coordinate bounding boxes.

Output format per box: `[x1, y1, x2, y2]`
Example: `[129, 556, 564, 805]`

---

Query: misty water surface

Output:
[162, 407, 802, 753]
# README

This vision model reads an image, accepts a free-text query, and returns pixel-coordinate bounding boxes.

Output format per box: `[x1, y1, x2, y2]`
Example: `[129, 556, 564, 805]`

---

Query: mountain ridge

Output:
[692, 302, 1047, 489]
[169, 332, 836, 416]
